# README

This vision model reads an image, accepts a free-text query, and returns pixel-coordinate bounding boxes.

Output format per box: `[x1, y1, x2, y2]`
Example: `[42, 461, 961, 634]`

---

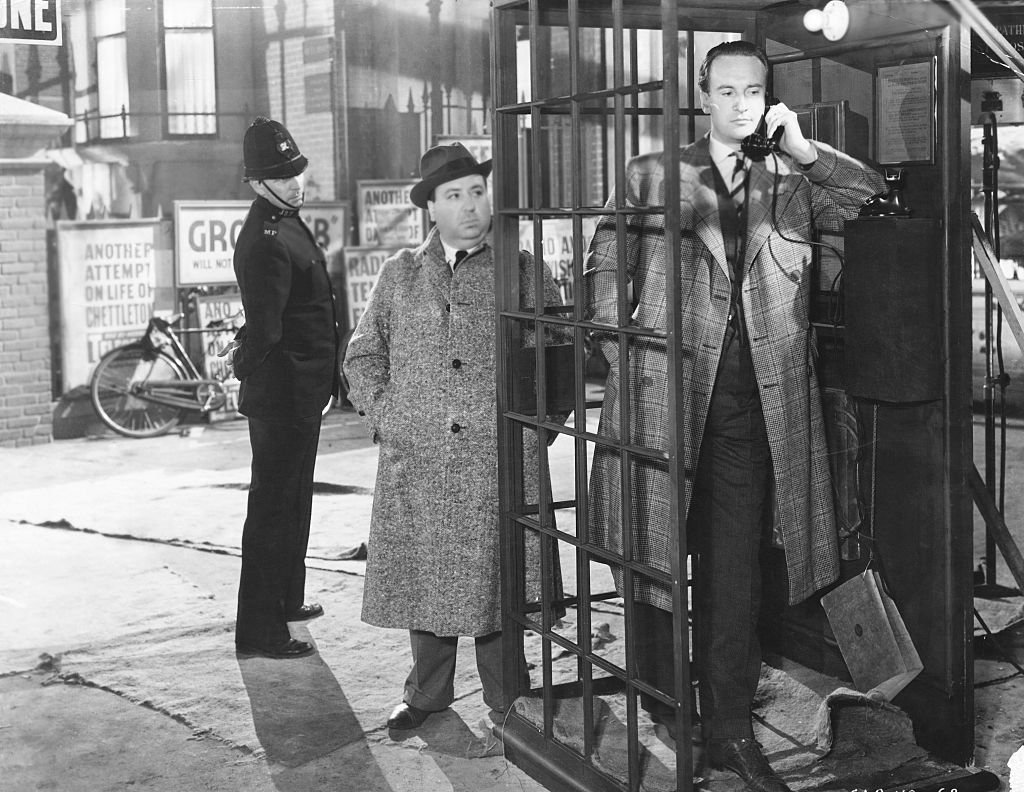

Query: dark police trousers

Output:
[636, 323, 773, 741]
[236, 414, 322, 647]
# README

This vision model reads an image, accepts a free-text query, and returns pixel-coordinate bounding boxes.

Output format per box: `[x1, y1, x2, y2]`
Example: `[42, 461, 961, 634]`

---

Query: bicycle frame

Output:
[134, 316, 230, 413]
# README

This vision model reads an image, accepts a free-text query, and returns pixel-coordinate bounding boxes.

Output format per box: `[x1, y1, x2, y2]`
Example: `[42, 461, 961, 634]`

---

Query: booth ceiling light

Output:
[803, 0, 850, 41]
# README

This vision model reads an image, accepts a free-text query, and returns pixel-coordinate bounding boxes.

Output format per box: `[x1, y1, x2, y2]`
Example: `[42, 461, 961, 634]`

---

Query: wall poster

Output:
[356, 180, 423, 247]
[174, 200, 351, 287]
[191, 292, 245, 420]
[342, 246, 403, 327]
[56, 219, 174, 389]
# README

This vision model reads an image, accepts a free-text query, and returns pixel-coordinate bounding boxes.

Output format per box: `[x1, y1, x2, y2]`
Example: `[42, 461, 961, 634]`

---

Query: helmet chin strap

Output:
[262, 181, 302, 210]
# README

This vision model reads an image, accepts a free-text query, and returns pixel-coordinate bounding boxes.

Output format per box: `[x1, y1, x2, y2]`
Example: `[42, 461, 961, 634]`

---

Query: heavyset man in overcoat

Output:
[344, 143, 562, 730]
[231, 117, 340, 659]
[584, 41, 885, 792]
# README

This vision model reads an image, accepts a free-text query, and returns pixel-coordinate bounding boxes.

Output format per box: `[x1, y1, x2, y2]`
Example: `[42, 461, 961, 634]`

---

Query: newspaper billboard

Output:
[174, 200, 249, 287]
[356, 180, 423, 247]
[192, 293, 245, 420]
[56, 219, 174, 389]
[342, 246, 401, 327]
[518, 217, 598, 304]
[174, 200, 351, 287]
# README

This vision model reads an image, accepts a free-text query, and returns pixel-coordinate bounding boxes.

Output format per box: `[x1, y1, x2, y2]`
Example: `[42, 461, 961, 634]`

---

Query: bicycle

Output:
[89, 312, 241, 438]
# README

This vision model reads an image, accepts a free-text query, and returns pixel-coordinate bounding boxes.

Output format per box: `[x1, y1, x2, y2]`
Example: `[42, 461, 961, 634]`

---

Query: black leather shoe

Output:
[707, 738, 791, 792]
[646, 708, 701, 742]
[286, 603, 324, 621]
[386, 702, 432, 730]
[235, 638, 315, 659]
[649, 711, 679, 741]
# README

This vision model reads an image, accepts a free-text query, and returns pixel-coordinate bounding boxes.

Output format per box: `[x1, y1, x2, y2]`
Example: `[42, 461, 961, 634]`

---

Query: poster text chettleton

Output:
[83, 240, 155, 359]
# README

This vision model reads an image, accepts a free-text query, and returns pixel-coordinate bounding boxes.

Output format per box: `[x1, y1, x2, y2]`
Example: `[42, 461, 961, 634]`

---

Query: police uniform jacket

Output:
[343, 228, 562, 636]
[232, 196, 340, 421]
[584, 138, 885, 607]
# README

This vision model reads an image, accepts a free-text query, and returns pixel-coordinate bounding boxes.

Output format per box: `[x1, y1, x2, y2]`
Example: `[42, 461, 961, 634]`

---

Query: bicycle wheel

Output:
[90, 343, 189, 438]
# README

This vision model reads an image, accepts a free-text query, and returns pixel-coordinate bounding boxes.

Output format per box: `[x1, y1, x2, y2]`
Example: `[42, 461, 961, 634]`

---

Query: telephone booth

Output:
[492, 2, 1019, 791]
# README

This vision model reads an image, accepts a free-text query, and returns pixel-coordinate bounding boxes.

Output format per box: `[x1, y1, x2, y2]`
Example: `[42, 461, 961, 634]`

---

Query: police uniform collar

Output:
[254, 196, 299, 219]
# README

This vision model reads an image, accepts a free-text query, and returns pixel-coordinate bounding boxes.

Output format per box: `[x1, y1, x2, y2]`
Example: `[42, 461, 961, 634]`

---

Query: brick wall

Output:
[262, 2, 338, 201]
[0, 161, 53, 446]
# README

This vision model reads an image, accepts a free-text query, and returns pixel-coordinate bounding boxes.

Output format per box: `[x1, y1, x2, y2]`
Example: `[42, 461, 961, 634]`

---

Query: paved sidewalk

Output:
[0, 408, 549, 792]
[1, 408, 1023, 791]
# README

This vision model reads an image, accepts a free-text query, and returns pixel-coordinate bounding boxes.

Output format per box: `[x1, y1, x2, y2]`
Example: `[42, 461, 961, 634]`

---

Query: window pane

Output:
[692, 31, 740, 93]
[94, 0, 125, 36]
[166, 30, 217, 135]
[163, 0, 213, 29]
[97, 36, 129, 138]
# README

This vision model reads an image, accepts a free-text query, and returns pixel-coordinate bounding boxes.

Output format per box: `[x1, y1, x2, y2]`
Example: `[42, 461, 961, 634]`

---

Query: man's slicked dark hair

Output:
[697, 40, 769, 93]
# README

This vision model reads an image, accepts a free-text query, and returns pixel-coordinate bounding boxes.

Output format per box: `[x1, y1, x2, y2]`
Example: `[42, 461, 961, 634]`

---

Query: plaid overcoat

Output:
[585, 137, 885, 607]
[343, 229, 563, 636]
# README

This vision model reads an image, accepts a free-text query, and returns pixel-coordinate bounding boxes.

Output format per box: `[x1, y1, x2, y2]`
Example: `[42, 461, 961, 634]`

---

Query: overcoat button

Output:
[451, 423, 461, 433]
[452, 359, 462, 369]
[641, 376, 653, 385]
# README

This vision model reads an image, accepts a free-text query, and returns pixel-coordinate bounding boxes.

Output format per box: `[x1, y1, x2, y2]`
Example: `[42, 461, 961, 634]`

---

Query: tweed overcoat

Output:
[343, 228, 563, 637]
[585, 137, 885, 607]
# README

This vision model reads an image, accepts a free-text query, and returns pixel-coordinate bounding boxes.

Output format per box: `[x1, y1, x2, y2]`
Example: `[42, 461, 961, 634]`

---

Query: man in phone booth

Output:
[584, 40, 885, 792]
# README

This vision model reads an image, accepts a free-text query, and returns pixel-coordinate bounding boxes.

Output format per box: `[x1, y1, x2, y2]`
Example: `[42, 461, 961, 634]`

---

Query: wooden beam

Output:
[971, 212, 1024, 355]
[969, 464, 1024, 595]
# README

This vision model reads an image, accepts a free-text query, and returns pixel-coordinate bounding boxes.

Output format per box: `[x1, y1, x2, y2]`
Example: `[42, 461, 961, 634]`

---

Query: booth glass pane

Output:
[519, 217, 600, 308]
[578, 96, 615, 206]
[516, 27, 532, 103]
[494, 3, 697, 790]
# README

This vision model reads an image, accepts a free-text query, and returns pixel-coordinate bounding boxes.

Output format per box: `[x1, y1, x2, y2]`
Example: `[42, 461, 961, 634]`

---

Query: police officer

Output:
[231, 116, 340, 659]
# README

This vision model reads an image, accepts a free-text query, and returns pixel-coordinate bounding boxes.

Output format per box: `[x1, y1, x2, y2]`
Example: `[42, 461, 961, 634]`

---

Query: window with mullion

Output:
[94, 0, 129, 139]
[163, 0, 217, 135]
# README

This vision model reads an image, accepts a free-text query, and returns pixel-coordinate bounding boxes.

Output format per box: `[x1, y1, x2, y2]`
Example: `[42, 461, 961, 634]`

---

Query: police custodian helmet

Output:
[242, 116, 308, 181]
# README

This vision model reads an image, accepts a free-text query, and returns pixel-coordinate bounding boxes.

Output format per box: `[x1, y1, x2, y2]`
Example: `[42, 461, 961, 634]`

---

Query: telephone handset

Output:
[741, 97, 784, 161]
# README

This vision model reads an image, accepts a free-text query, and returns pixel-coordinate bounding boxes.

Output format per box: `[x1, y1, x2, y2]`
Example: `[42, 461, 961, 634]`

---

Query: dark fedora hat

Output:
[410, 142, 492, 208]
[243, 116, 308, 181]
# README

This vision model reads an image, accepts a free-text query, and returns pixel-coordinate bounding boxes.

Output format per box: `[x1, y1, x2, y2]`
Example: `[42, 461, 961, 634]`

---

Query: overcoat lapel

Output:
[742, 160, 799, 274]
[417, 230, 455, 307]
[683, 143, 730, 282]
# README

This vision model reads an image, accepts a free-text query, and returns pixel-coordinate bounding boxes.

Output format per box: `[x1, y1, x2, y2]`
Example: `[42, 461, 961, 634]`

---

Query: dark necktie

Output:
[453, 249, 468, 268]
[726, 153, 748, 347]
[730, 153, 747, 208]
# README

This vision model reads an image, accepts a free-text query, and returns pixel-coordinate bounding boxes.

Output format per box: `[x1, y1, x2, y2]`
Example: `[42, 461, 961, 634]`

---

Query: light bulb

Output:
[803, 8, 824, 33]
[821, 0, 850, 41]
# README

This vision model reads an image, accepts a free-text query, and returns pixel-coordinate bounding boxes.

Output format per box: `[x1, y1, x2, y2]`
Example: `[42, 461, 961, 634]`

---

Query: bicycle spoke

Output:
[89, 344, 187, 438]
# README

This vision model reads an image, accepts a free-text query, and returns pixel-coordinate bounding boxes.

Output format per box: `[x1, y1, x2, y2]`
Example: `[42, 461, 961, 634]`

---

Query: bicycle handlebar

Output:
[147, 312, 243, 337]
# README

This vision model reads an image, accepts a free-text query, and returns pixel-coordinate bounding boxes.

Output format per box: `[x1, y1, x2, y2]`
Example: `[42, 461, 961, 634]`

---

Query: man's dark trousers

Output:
[236, 414, 322, 647]
[636, 328, 773, 741]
